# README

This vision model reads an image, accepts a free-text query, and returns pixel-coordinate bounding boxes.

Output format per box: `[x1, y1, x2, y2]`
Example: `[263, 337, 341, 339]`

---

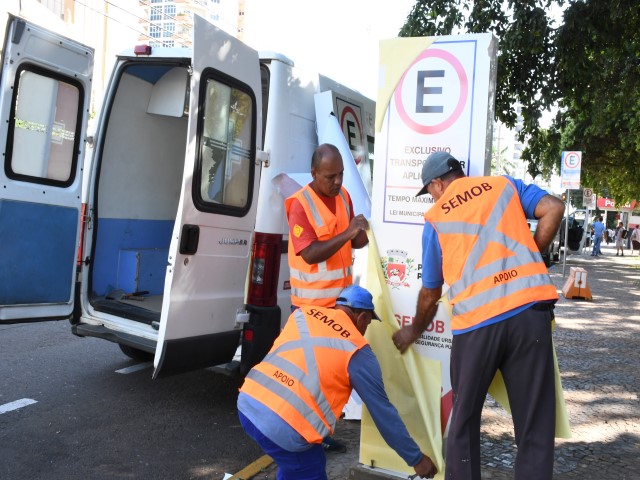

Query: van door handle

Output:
[179, 224, 200, 254]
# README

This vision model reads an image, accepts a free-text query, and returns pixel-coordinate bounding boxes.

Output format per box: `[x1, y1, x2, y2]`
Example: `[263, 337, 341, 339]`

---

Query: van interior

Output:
[89, 63, 189, 326]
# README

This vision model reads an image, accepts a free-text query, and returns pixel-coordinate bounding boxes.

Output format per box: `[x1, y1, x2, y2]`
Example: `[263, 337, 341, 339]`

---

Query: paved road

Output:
[0, 320, 263, 480]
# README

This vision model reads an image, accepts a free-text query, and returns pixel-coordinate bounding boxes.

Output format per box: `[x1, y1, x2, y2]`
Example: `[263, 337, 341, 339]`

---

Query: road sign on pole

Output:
[583, 188, 595, 209]
[561, 151, 582, 189]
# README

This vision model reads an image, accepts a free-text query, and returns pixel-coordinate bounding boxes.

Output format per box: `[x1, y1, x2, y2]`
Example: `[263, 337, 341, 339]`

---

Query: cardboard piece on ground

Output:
[562, 267, 592, 300]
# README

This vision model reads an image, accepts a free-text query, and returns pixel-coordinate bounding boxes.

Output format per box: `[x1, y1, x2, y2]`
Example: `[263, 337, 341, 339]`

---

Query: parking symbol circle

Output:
[394, 48, 468, 134]
[340, 105, 363, 165]
[564, 152, 581, 169]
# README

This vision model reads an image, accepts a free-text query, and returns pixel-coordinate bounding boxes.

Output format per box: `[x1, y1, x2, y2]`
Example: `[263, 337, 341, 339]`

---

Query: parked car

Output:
[554, 209, 588, 254]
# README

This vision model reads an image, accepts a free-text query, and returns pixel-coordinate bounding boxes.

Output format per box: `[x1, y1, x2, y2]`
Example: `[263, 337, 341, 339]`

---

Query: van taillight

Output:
[243, 329, 254, 342]
[247, 232, 282, 307]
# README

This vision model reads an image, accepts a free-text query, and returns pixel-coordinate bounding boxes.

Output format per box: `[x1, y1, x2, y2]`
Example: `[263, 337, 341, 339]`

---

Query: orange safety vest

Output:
[239, 306, 367, 443]
[425, 176, 558, 332]
[285, 185, 353, 307]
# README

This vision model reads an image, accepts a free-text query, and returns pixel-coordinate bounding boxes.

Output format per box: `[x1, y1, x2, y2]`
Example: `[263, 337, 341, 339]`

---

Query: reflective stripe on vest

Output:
[428, 177, 557, 329]
[290, 265, 354, 283]
[244, 309, 361, 440]
[290, 285, 345, 302]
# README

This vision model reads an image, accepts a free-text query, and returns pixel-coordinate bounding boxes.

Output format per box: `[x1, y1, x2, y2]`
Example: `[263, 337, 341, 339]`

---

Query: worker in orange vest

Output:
[285, 143, 369, 309]
[238, 285, 438, 480]
[393, 152, 565, 480]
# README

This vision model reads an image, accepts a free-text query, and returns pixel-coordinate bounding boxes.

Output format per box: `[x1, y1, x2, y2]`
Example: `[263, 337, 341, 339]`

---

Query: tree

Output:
[490, 144, 514, 176]
[399, 0, 640, 203]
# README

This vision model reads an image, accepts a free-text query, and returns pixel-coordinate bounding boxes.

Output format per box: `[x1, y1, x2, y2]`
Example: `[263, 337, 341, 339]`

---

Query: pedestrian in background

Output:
[393, 152, 565, 480]
[284, 142, 369, 452]
[591, 216, 605, 256]
[630, 225, 640, 255]
[237, 285, 438, 480]
[615, 221, 626, 256]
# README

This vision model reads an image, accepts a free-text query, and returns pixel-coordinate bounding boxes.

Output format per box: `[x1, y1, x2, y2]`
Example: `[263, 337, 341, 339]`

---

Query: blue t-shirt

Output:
[421, 175, 548, 334]
[237, 345, 423, 466]
[592, 221, 605, 237]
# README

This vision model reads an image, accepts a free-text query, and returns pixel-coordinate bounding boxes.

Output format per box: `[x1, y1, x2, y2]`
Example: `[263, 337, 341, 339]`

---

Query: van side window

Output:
[197, 75, 255, 214]
[5, 66, 83, 186]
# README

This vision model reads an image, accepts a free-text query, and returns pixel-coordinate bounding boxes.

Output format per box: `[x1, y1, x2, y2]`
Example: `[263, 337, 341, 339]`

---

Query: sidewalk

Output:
[247, 242, 640, 479]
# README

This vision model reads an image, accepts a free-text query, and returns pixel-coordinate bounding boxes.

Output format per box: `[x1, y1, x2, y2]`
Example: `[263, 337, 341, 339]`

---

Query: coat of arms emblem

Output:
[382, 249, 414, 288]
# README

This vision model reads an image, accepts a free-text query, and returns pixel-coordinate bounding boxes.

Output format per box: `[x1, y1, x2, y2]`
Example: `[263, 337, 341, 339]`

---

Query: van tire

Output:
[118, 344, 154, 361]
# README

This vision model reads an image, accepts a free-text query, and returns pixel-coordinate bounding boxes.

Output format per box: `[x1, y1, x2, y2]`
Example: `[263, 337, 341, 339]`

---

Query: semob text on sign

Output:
[373, 33, 497, 226]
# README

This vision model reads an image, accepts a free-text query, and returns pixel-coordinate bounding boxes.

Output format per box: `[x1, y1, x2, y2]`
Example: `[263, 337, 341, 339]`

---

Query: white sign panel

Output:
[583, 187, 595, 209]
[378, 39, 494, 225]
[364, 33, 497, 471]
[372, 33, 496, 356]
[561, 151, 582, 189]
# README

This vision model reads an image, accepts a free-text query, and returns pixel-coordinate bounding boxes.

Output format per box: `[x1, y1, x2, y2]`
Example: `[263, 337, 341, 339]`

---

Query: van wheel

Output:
[118, 344, 154, 361]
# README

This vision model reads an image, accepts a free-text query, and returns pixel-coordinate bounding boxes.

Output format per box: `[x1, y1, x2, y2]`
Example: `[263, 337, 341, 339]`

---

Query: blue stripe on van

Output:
[0, 199, 78, 304]
[92, 218, 173, 296]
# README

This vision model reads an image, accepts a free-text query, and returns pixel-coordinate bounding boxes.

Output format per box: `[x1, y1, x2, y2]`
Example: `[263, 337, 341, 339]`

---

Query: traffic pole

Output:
[562, 189, 570, 279]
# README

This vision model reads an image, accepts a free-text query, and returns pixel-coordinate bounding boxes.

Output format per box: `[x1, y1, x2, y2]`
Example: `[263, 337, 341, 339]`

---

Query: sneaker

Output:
[322, 436, 347, 453]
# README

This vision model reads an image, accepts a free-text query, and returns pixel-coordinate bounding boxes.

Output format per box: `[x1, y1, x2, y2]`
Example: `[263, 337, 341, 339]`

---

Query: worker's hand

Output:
[347, 214, 369, 239]
[412, 453, 437, 479]
[392, 325, 419, 354]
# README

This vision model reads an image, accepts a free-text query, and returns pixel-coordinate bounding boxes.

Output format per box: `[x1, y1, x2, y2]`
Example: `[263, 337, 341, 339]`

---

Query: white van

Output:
[0, 15, 375, 378]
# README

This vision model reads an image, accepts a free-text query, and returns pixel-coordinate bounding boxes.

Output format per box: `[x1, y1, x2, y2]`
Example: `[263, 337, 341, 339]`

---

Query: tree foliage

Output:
[399, 0, 640, 203]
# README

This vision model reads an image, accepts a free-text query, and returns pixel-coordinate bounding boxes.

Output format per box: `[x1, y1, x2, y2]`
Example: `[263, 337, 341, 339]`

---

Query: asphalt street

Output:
[0, 320, 262, 480]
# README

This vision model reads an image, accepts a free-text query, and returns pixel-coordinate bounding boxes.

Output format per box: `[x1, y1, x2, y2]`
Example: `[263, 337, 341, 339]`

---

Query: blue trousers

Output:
[238, 411, 327, 480]
[445, 306, 556, 480]
[592, 234, 602, 255]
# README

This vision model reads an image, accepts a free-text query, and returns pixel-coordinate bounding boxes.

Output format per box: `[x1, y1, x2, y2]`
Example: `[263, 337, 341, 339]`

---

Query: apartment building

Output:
[3, 0, 246, 117]
[138, 0, 240, 48]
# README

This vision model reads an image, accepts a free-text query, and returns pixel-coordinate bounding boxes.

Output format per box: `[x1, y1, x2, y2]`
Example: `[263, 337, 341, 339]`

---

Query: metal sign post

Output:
[562, 189, 570, 278]
[580, 189, 596, 254]
[581, 208, 591, 254]
[560, 152, 582, 279]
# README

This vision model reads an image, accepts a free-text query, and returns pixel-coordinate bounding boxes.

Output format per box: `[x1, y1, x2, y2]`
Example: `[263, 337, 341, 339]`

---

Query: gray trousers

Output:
[445, 305, 556, 480]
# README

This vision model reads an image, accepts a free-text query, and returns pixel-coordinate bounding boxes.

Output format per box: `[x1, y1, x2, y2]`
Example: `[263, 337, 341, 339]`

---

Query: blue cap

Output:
[335, 285, 380, 320]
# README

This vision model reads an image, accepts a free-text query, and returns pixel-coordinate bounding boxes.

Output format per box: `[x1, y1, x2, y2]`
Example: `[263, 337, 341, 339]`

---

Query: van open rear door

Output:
[153, 16, 263, 377]
[0, 16, 93, 323]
